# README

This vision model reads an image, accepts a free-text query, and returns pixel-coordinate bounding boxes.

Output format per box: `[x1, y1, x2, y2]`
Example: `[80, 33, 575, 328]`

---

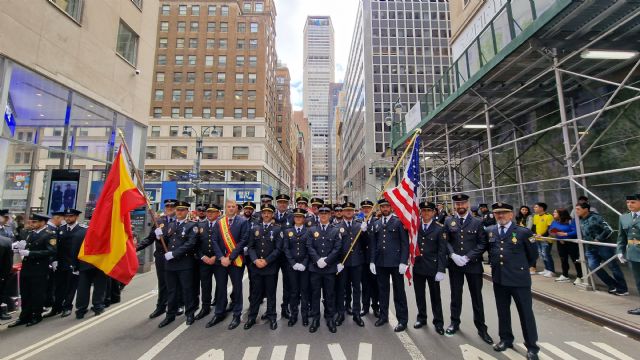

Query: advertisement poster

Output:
[4, 172, 30, 191]
[48, 169, 80, 214]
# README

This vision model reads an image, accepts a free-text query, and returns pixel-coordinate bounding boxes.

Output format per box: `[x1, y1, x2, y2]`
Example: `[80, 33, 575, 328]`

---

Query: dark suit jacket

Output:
[21, 228, 57, 277]
[443, 215, 488, 274]
[370, 215, 409, 267]
[413, 221, 447, 277]
[196, 220, 221, 259]
[487, 223, 538, 287]
[61, 224, 87, 271]
[0, 236, 12, 283]
[212, 216, 250, 263]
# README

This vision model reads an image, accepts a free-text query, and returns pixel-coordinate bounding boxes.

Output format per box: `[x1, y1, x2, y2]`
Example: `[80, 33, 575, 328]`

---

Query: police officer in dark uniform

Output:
[359, 199, 380, 317]
[44, 211, 64, 312]
[273, 194, 293, 319]
[74, 213, 107, 320]
[487, 202, 539, 360]
[8, 214, 56, 327]
[443, 193, 493, 344]
[195, 204, 221, 321]
[306, 197, 323, 227]
[332, 204, 344, 225]
[255, 194, 274, 220]
[241, 201, 259, 224]
[479, 204, 496, 228]
[307, 205, 342, 333]
[335, 202, 365, 327]
[136, 199, 178, 319]
[283, 207, 311, 327]
[413, 202, 447, 334]
[244, 204, 282, 330]
[296, 196, 309, 211]
[195, 204, 208, 222]
[367, 198, 409, 332]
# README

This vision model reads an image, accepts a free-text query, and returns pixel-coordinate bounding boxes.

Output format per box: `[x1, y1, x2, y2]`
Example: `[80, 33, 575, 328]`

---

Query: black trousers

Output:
[557, 241, 582, 278]
[76, 268, 107, 314]
[336, 265, 362, 315]
[288, 268, 309, 319]
[45, 268, 55, 308]
[105, 278, 123, 305]
[361, 267, 379, 311]
[248, 271, 277, 321]
[449, 269, 487, 332]
[19, 274, 48, 322]
[376, 266, 408, 325]
[413, 272, 443, 327]
[309, 272, 335, 321]
[154, 253, 168, 310]
[192, 259, 200, 309]
[276, 256, 291, 313]
[493, 283, 539, 353]
[53, 270, 78, 312]
[199, 263, 216, 308]
[213, 265, 244, 316]
[166, 268, 196, 317]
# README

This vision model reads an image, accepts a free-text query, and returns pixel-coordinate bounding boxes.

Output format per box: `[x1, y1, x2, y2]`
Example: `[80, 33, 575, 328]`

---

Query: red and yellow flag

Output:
[78, 145, 146, 284]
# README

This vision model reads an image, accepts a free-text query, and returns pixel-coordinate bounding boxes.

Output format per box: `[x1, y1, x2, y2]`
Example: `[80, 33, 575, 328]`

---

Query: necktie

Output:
[633, 213, 638, 221]
[229, 217, 234, 226]
[499, 225, 506, 237]
[383, 217, 387, 225]
[423, 224, 427, 232]
[347, 221, 351, 228]
[297, 228, 301, 235]
[209, 222, 213, 231]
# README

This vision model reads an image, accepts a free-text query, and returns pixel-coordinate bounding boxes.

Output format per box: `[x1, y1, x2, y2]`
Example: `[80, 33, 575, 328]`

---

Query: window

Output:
[202, 108, 211, 119]
[220, 22, 228, 32]
[175, 55, 183, 65]
[202, 147, 218, 159]
[153, 108, 162, 118]
[178, 5, 187, 15]
[249, 39, 258, 49]
[210, 126, 223, 137]
[247, 90, 256, 101]
[206, 39, 215, 48]
[249, 56, 257, 67]
[160, 21, 169, 31]
[189, 38, 198, 48]
[156, 72, 165, 82]
[233, 126, 242, 137]
[255, 3, 263, 12]
[173, 72, 182, 82]
[237, 39, 245, 49]
[116, 21, 139, 65]
[216, 90, 225, 100]
[231, 170, 257, 181]
[205, 55, 214, 66]
[187, 72, 196, 83]
[219, 39, 227, 49]
[190, 21, 199, 32]
[204, 72, 213, 83]
[169, 126, 179, 136]
[215, 108, 224, 119]
[247, 108, 256, 119]
[207, 22, 216, 32]
[243, 2, 252, 12]
[172, 90, 181, 101]
[159, 38, 168, 48]
[146, 146, 156, 160]
[234, 108, 242, 119]
[250, 23, 258, 33]
[232, 147, 249, 160]
[235, 73, 244, 83]
[208, 5, 217, 16]
[154, 89, 164, 101]
[176, 38, 184, 48]
[236, 56, 245, 66]
[188, 55, 196, 65]
[237, 23, 246, 32]
[246, 126, 255, 137]
[185, 90, 194, 101]
[221, 5, 229, 16]
[161, 4, 170, 15]
[217, 55, 226, 66]
[171, 146, 188, 160]
[217, 72, 226, 83]
[177, 21, 185, 32]
[203, 90, 212, 100]
[248, 73, 257, 84]
[151, 126, 161, 137]
[171, 108, 180, 118]
[184, 108, 193, 118]
[191, 5, 200, 15]
[234, 90, 243, 101]
[49, 0, 83, 23]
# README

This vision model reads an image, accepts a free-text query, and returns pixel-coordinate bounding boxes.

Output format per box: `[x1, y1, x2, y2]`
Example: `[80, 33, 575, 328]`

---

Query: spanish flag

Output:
[78, 145, 146, 284]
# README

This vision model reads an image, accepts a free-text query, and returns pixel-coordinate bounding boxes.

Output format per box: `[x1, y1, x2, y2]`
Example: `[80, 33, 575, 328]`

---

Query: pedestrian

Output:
[412, 202, 446, 335]
[570, 195, 599, 218]
[532, 202, 555, 277]
[194, 204, 221, 321]
[442, 193, 493, 344]
[359, 199, 380, 318]
[335, 202, 365, 327]
[283, 207, 311, 327]
[515, 206, 533, 229]
[576, 203, 628, 296]
[486, 202, 540, 360]
[616, 194, 640, 315]
[549, 208, 582, 283]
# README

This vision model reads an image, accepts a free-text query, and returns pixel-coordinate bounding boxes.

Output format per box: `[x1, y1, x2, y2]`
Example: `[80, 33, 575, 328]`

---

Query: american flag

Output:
[383, 137, 421, 282]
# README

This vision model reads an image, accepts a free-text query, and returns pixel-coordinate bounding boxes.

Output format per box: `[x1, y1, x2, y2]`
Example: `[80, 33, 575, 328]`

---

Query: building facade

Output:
[275, 64, 294, 166]
[341, 0, 451, 201]
[303, 16, 335, 200]
[145, 0, 292, 207]
[292, 110, 309, 192]
[327, 82, 343, 202]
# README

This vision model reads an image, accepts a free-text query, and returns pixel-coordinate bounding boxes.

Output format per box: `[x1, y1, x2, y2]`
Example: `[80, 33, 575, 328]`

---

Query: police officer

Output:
[367, 198, 409, 332]
[244, 204, 282, 330]
[136, 199, 178, 319]
[359, 199, 380, 317]
[617, 194, 640, 315]
[195, 204, 208, 222]
[8, 214, 56, 327]
[487, 202, 539, 360]
[283, 208, 311, 327]
[306, 198, 323, 227]
[74, 212, 107, 320]
[335, 202, 365, 327]
[195, 204, 221, 321]
[443, 193, 493, 344]
[242, 201, 259, 224]
[0, 213, 12, 321]
[479, 204, 496, 228]
[413, 202, 447, 334]
[296, 196, 309, 211]
[332, 204, 344, 225]
[274, 194, 293, 319]
[255, 194, 274, 220]
[44, 211, 64, 311]
[307, 205, 342, 333]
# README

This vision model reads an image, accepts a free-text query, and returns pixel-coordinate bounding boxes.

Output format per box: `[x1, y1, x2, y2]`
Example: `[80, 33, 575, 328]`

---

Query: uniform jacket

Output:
[164, 220, 198, 271]
[486, 223, 538, 287]
[60, 223, 87, 271]
[306, 224, 342, 274]
[481, 211, 497, 228]
[443, 214, 488, 274]
[305, 213, 320, 228]
[211, 216, 250, 263]
[362, 217, 378, 264]
[273, 210, 294, 228]
[21, 228, 57, 277]
[196, 219, 221, 260]
[336, 219, 365, 267]
[248, 223, 283, 275]
[0, 236, 12, 282]
[137, 215, 174, 255]
[369, 215, 409, 268]
[0, 225, 15, 243]
[283, 226, 310, 268]
[413, 220, 447, 277]
[617, 212, 640, 262]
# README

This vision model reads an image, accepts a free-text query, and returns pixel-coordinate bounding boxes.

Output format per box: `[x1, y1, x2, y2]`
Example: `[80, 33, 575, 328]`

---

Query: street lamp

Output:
[182, 125, 220, 204]
[384, 99, 403, 157]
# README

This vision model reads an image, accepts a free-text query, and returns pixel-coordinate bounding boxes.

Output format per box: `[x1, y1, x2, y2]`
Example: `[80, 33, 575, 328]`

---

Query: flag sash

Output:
[219, 217, 243, 267]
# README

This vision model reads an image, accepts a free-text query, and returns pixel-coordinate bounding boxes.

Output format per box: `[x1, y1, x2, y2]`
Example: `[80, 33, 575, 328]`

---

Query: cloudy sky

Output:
[274, 0, 360, 110]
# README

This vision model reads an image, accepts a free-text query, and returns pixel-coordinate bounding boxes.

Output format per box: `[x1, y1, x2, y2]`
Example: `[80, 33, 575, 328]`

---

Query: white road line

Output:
[241, 346, 261, 360]
[502, 349, 526, 360]
[387, 312, 426, 360]
[566, 342, 617, 360]
[603, 327, 628, 338]
[357, 343, 373, 360]
[195, 349, 224, 360]
[294, 344, 310, 360]
[538, 343, 579, 360]
[459, 344, 497, 359]
[515, 344, 553, 360]
[2, 292, 156, 360]
[591, 342, 634, 360]
[327, 343, 347, 360]
[270, 345, 287, 360]
[137, 323, 189, 360]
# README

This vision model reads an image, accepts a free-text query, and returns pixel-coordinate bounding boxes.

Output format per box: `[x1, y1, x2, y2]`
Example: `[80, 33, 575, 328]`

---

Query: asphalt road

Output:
[0, 269, 638, 360]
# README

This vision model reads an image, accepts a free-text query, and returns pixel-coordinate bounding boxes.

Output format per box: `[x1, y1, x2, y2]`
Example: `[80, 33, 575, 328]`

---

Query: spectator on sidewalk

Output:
[549, 208, 582, 283]
[576, 203, 628, 296]
[532, 203, 555, 278]
[570, 195, 598, 218]
[516, 206, 533, 230]
[616, 194, 640, 315]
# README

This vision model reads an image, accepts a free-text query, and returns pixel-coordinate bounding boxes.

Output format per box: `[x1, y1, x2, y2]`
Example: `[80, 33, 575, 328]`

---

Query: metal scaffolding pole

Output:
[484, 104, 497, 202]
[445, 124, 454, 205]
[513, 129, 526, 205]
[477, 141, 486, 202]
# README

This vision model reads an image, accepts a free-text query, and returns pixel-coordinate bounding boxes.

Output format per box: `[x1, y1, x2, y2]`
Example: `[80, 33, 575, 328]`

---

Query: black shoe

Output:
[335, 313, 345, 326]
[261, 313, 269, 320]
[628, 307, 640, 315]
[149, 308, 166, 319]
[445, 324, 458, 336]
[309, 319, 319, 333]
[61, 310, 72, 318]
[479, 331, 494, 344]
[228, 315, 241, 330]
[205, 314, 226, 328]
[435, 326, 445, 335]
[244, 318, 256, 330]
[346, 307, 353, 315]
[26, 318, 42, 327]
[302, 318, 309, 327]
[373, 308, 380, 318]
[176, 307, 184, 316]
[186, 315, 195, 325]
[394, 323, 406, 332]
[158, 316, 175, 328]
[414, 320, 426, 329]
[527, 352, 539, 360]
[327, 320, 337, 333]
[93, 308, 104, 316]
[288, 317, 297, 327]
[194, 308, 210, 320]
[493, 341, 513, 352]
[44, 309, 61, 318]
[8, 319, 28, 327]
[270, 320, 278, 330]
[360, 308, 369, 316]
[76, 312, 85, 320]
[353, 315, 364, 327]
[374, 318, 388, 327]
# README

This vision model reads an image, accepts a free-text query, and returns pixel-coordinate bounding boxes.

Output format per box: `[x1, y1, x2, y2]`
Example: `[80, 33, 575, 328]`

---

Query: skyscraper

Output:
[303, 16, 335, 200]
[328, 82, 343, 202]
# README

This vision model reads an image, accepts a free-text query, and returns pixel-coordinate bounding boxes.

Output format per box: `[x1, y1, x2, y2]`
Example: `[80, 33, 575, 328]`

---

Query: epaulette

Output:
[79, 224, 88, 228]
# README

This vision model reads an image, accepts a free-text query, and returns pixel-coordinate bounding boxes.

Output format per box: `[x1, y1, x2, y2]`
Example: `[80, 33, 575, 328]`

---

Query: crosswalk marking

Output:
[357, 343, 372, 360]
[591, 342, 635, 360]
[241, 346, 261, 360]
[328, 343, 347, 360]
[502, 349, 525, 360]
[566, 342, 617, 360]
[515, 344, 553, 360]
[195, 349, 224, 360]
[539, 342, 580, 360]
[270, 346, 287, 360]
[459, 344, 498, 359]
[294, 344, 310, 360]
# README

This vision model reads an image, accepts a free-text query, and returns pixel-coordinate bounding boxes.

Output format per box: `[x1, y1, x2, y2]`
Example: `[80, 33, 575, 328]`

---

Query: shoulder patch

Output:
[313, 231, 320, 238]
[193, 227, 198, 233]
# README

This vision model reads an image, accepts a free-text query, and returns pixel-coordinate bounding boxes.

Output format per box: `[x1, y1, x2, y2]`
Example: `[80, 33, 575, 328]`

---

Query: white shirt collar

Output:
[67, 222, 77, 230]
[35, 225, 47, 233]
[295, 225, 303, 231]
[498, 221, 513, 230]
[423, 219, 433, 227]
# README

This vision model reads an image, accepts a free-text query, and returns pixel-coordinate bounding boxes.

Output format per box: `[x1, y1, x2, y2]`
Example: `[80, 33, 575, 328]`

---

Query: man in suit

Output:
[207, 199, 250, 330]
[487, 202, 539, 360]
[283, 208, 311, 327]
[335, 202, 365, 327]
[158, 201, 198, 328]
[617, 194, 640, 315]
[359, 200, 380, 317]
[436, 203, 448, 224]
[413, 202, 447, 335]
[367, 198, 409, 332]
[274, 194, 293, 319]
[307, 205, 342, 333]
[443, 193, 493, 344]
[63, 184, 76, 210]
[195, 204, 221, 321]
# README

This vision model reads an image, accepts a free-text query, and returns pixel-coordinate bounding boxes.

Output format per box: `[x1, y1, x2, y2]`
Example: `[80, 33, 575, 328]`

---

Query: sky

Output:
[274, 0, 360, 110]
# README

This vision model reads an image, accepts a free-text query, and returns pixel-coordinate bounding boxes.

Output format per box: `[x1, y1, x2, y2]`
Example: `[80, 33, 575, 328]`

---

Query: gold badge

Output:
[193, 227, 198, 233]
[288, 231, 294, 237]
[255, 230, 260, 237]
[450, 221, 457, 227]
[512, 235, 518, 244]
[49, 238, 56, 246]
[314, 231, 320, 238]
[489, 232, 493, 238]
[308, 221, 312, 227]
[199, 228, 204, 233]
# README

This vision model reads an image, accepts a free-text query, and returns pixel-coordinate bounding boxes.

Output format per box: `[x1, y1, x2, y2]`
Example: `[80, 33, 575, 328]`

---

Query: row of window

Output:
[159, 21, 259, 33]
[150, 125, 256, 138]
[144, 169, 259, 183]
[161, 2, 264, 17]
[152, 107, 257, 119]
[154, 88, 257, 101]
[148, 145, 250, 160]
[372, 9, 447, 21]
[373, 28, 449, 38]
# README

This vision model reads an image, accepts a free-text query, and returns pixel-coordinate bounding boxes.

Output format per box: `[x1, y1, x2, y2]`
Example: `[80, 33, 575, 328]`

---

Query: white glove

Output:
[399, 263, 408, 275]
[369, 263, 377, 275]
[360, 222, 368, 232]
[72, 271, 80, 276]
[435, 272, 445, 282]
[617, 253, 627, 264]
[451, 254, 467, 267]
[337, 263, 345, 273]
[164, 251, 174, 261]
[292, 263, 301, 271]
[19, 249, 30, 257]
[154, 227, 163, 239]
[13, 240, 26, 250]
[298, 263, 306, 272]
[461, 256, 469, 266]
[51, 261, 58, 272]
[317, 257, 327, 269]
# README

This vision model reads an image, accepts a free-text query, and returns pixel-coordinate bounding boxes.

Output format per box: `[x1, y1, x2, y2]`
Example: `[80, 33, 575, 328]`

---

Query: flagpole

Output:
[338, 128, 422, 270]
[117, 129, 168, 252]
